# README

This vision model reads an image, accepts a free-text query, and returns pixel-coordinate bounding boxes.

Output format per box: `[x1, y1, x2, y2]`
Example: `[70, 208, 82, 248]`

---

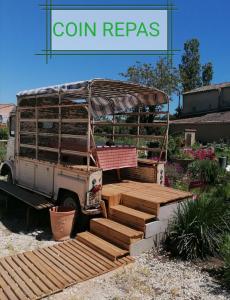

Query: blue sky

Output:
[0, 0, 230, 113]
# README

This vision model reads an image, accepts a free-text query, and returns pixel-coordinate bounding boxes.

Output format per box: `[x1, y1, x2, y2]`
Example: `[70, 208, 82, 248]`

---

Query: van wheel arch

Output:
[57, 189, 81, 212]
[1, 164, 13, 183]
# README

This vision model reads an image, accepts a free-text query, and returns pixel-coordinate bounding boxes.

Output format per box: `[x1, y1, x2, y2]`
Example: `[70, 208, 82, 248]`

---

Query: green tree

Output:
[202, 62, 213, 86]
[180, 39, 214, 92]
[121, 57, 180, 96]
[179, 38, 202, 92]
[121, 57, 180, 135]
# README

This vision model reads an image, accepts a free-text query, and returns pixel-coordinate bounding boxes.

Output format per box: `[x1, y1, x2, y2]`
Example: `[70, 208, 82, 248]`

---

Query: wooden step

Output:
[121, 193, 160, 216]
[90, 218, 143, 250]
[77, 231, 128, 261]
[109, 205, 156, 231]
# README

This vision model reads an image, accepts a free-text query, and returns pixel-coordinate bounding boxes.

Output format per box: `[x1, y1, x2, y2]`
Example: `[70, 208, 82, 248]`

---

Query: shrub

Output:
[167, 134, 184, 160]
[188, 160, 222, 184]
[0, 127, 8, 140]
[215, 144, 230, 162]
[0, 144, 6, 162]
[221, 235, 230, 285]
[166, 194, 230, 260]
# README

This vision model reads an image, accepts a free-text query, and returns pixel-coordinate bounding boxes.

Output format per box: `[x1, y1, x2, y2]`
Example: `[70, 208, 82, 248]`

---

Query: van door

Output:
[16, 158, 35, 189]
[34, 162, 54, 196]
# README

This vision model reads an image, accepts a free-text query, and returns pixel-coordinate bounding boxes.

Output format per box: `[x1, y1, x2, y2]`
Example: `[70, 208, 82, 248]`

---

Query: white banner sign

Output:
[51, 10, 168, 51]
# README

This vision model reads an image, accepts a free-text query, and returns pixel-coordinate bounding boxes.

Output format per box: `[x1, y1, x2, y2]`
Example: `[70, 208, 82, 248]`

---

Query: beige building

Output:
[0, 104, 15, 124]
[182, 83, 230, 117]
[170, 111, 230, 143]
[171, 83, 230, 143]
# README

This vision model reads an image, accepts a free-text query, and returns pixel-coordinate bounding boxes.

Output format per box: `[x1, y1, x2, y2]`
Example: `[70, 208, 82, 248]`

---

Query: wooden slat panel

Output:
[70, 240, 118, 269]
[0, 288, 8, 300]
[29, 252, 72, 286]
[49, 246, 94, 278]
[57, 243, 106, 274]
[1, 257, 38, 299]
[0, 239, 134, 300]
[65, 241, 113, 271]
[35, 248, 81, 281]
[18, 253, 65, 290]
[2, 286, 18, 300]
[113, 111, 169, 116]
[94, 133, 165, 140]
[6, 257, 50, 298]
[10, 255, 43, 297]
[93, 122, 167, 127]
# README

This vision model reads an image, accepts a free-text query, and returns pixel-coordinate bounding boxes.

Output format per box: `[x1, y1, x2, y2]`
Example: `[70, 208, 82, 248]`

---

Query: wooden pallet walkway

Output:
[0, 239, 134, 300]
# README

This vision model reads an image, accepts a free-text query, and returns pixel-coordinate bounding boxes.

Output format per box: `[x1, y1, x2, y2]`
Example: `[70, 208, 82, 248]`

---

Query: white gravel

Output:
[47, 250, 229, 300]
[0, 198, 229, 300]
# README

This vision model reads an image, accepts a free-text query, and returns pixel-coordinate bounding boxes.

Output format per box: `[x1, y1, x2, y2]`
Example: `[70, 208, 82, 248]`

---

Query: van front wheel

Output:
[5, 169, 13, 184]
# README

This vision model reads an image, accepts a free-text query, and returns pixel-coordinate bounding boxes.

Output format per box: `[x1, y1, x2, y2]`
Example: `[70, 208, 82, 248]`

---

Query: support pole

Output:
[165, 98, 170, 162]
[137, 106, 141, 148]
[112, 113, 115, 142]
[35, 96, 38, 160]
[87, 85, 92, 170]
[58, 91, 62, 164]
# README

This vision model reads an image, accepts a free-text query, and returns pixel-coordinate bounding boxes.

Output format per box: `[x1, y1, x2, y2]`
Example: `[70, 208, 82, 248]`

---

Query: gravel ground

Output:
[47, 250, 229, 300]
[0, 195, 229, 300]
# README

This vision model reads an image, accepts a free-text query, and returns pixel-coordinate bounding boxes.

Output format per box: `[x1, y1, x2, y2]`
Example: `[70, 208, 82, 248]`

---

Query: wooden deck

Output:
[102, 181, 192, 216]
[0, 239, 133, 300]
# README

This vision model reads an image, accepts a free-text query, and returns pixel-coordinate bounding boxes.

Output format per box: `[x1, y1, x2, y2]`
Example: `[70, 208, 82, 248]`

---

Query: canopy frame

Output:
[16, 79, 169, 170]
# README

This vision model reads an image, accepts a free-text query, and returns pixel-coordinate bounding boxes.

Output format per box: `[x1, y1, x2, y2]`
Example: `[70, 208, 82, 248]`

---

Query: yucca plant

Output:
[166, 194, 230, 260]
[221, 235, 230, 285]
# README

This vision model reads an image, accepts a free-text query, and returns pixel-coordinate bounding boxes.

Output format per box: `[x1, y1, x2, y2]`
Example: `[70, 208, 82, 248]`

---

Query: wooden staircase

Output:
[76, 192, 162, 258]
[109, 204, 156, 231]
[76, 181, 192, 259]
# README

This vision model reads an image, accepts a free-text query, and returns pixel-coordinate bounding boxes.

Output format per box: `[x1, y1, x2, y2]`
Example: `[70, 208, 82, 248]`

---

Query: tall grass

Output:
[221, 234, 230, 285]
[166, 193, 230, 260]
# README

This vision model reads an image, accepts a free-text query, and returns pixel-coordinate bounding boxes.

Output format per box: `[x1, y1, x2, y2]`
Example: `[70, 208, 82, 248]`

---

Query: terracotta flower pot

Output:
[49, 206, 75, 241]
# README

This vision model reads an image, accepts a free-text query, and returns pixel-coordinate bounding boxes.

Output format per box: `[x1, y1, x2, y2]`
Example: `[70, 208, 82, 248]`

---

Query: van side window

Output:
[9, 115, 16, 137]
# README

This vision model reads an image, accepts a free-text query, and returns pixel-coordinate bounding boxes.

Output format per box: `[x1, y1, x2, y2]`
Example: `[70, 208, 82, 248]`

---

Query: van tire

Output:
[5, 169, 13, 184]
[60, 191, 81, 212]
[59, 191, 86, 235]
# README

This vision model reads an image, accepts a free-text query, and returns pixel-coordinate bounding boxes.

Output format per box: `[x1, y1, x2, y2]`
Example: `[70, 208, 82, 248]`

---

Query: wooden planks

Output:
[0, 240, 133, 300]
[77, 231, 128, 261]
[121, 193, 160, 216]
[90, 218, 143, 250]
[102, 181, 192, 217]
[109, 205, 155, 231]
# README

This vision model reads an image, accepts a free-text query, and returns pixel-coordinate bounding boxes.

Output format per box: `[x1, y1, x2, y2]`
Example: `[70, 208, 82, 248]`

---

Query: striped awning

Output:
[17, 79, 168, 117]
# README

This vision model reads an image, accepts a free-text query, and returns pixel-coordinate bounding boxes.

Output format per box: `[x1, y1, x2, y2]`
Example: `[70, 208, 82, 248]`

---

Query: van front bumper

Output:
[82, 207, 102, 215]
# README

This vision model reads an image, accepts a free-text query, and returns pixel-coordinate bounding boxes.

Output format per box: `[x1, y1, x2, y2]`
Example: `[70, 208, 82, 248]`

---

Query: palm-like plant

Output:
[166, 194, 230, 260]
